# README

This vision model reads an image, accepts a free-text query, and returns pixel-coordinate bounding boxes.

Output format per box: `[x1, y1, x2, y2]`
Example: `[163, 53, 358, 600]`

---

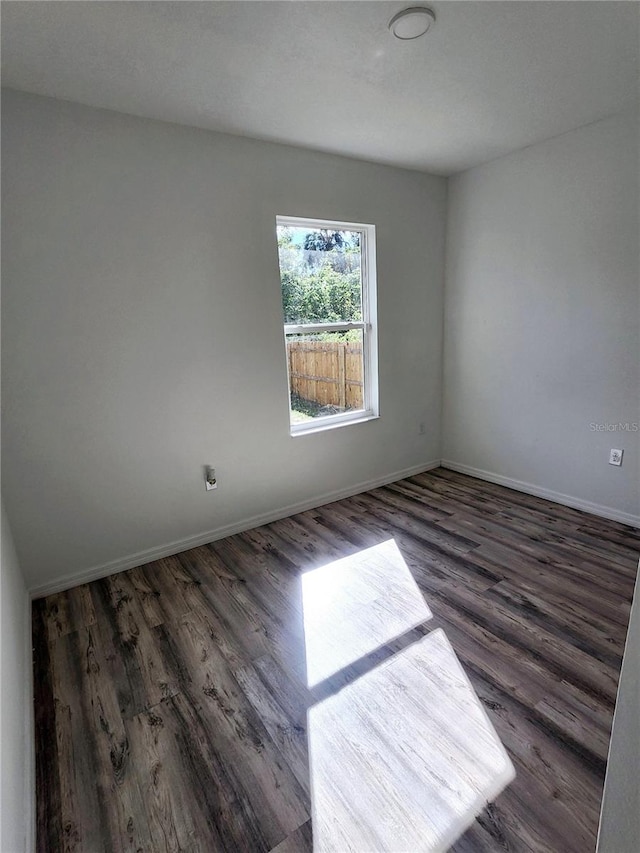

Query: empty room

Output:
[1, 2, 639, 852]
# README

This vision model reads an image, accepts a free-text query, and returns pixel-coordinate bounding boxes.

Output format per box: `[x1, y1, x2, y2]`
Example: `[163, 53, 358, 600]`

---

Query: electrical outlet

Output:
[205, 466, 218, 490]
[609, 449, 623, 466]
[419, 422, 426, 435]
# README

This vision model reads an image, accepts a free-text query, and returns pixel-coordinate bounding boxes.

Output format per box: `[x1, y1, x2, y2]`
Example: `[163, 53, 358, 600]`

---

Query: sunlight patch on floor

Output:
[308, 629, 515, 852]
[301, 538, 432, 687]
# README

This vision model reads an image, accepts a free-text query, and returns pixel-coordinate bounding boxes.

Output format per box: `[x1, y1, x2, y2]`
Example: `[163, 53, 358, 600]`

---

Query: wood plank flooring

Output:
[32, 468, 640, 852]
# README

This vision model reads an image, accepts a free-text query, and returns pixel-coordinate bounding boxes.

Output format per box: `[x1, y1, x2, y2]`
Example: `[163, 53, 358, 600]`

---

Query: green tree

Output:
[303, 230, 347, 252]
[281, 263, 361, 325]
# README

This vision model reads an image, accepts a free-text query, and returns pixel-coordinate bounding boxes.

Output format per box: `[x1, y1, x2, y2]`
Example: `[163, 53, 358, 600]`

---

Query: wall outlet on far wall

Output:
[609, 449, 623, 466]
[419, 422, 426, 435]
[205, 465, 218, 490]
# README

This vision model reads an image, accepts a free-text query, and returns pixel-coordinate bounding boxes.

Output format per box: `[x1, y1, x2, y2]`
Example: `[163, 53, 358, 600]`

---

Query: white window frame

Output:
[277, 215, 379, 435]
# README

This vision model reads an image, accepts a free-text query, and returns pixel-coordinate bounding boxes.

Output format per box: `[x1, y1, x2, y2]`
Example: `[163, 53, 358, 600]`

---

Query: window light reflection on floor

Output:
[301, 538, 432, 687]
[300, 538, 515, 851]
[308, 629, 516, 852]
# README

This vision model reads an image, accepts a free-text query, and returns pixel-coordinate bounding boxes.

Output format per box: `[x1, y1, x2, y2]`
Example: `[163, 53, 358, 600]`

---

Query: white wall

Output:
[0, 502, 33, 853]
[598, 565, 640, 853]
[1, 89, 446, 593]
[443, 112, 640, 522]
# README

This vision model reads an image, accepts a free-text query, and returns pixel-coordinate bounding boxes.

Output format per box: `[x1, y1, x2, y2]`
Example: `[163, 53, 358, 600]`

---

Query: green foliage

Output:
[314, 329, 362, 342]
[281, 263, 361, 324]
[301, 229, 360, 251]
[277, 226, 293, 248]
[303, 229, 347, 251]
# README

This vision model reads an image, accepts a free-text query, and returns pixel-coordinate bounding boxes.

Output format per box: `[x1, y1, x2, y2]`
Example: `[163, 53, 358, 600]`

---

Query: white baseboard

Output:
[29, 460, 442, 599]
[441, 459, 640, 529]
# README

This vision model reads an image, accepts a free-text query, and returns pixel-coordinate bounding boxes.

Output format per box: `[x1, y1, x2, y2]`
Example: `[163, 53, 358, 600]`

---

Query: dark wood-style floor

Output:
[33, 468, 639, 852]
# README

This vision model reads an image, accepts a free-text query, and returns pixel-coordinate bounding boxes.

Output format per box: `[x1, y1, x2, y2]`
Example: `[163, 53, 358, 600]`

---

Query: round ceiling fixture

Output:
[388, 7, 436, 40]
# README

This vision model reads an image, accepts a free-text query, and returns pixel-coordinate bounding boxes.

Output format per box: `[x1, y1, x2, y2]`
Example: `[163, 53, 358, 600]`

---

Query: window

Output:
[276, 216, 378, 434]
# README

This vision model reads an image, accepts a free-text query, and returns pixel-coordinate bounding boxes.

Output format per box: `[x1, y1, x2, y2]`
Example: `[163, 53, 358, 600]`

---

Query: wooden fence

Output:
[287, 340, 363, 410]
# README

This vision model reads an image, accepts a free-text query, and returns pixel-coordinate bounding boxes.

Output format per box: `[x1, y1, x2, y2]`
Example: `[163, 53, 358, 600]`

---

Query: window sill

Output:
[290, 411, 379, 437]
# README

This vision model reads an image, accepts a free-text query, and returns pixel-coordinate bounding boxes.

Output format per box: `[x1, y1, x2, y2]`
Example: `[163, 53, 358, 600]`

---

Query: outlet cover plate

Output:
[609, 449, 623, 466]
[205, 466, 218, 490]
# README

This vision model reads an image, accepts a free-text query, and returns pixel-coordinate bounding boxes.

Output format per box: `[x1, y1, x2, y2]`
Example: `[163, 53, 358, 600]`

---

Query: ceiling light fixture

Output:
[388, 7, 436, 40]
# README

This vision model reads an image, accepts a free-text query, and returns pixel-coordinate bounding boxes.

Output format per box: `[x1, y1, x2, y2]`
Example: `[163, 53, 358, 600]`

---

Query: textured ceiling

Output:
[2, 1, 638, 174]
